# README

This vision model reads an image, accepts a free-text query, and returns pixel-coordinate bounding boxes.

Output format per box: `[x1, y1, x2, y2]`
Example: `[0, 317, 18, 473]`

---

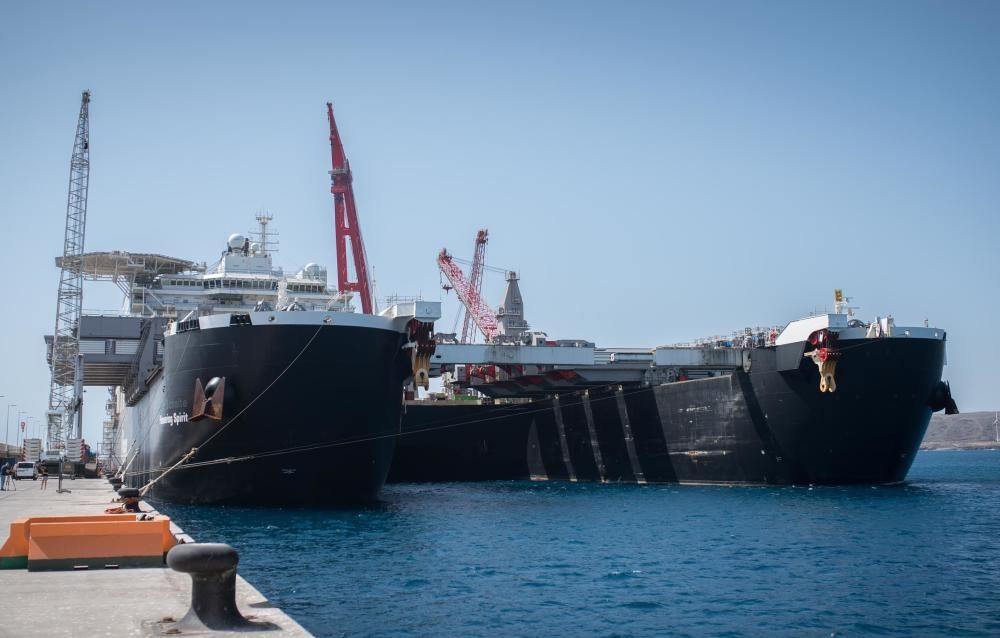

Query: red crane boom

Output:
[461, 229, 489, 343]
[438, 247, 498, 342]
[327, 102, 374, 314]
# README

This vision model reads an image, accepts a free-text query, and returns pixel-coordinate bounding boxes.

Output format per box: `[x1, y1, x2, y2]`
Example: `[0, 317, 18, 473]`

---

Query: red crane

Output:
[327, 102, 375, 314]
[461, 229, 489, 343]
[438, 245, 499, 343]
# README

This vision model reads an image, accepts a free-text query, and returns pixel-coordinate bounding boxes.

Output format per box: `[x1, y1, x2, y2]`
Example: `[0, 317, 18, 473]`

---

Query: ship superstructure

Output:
[129, 214, 353, 318]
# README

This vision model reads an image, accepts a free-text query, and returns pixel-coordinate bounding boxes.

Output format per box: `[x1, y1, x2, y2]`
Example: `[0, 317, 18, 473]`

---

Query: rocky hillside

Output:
[922, 411, 1000, 449]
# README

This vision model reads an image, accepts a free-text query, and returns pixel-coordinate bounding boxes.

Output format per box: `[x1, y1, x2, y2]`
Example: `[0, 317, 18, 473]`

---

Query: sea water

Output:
[156, 450, 1000, 637]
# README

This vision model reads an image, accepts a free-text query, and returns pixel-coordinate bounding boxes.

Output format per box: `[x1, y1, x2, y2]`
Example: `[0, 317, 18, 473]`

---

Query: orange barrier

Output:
[0, 514, 177, 571]
[0, 519, 30, 569]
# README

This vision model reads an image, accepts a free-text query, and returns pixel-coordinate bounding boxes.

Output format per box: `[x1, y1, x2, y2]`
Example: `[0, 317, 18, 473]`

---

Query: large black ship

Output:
[391, 295, 957, 486]
[102, 224, 439, 505]
[126, 310, 434, 505]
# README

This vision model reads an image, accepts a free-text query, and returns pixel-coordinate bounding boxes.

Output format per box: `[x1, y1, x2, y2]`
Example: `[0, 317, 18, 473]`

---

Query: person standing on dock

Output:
[0, 462, 8, 491]
[39, 467, 48, 490]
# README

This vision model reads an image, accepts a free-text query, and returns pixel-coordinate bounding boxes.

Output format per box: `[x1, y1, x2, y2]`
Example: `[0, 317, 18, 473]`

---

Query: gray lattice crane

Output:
[46, 90, 91, 449]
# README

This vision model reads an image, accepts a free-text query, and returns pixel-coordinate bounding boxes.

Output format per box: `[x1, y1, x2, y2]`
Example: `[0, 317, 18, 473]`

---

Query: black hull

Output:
[392, 337, 947, 486]
[127, 322, 410, 505]
[390, 402, 537, 482]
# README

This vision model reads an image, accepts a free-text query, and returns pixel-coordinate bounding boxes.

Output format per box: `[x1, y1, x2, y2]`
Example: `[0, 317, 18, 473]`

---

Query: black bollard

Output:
[166, 543, 255, 631]
[109, 477, 122, 491]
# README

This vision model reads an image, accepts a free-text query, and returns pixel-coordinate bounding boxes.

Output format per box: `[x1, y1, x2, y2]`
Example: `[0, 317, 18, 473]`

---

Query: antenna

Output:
[833, 288, 859, 317]
[250, 211, 279, 256]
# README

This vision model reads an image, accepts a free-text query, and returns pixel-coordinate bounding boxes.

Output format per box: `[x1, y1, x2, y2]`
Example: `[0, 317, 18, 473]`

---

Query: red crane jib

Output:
[438, 249, 498, 342]
[327, 102, 374, 314]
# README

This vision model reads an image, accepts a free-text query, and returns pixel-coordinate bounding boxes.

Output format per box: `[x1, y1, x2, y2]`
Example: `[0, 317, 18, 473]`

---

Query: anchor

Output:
[803, 330, 840, 393]
[191, 376, 225, 421]
[804, 348, 839, 393]
[406, 320, 436, 390]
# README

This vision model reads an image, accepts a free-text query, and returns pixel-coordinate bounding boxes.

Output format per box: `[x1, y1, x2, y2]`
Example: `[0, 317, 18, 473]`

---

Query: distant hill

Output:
[922, 411, 1000, 450]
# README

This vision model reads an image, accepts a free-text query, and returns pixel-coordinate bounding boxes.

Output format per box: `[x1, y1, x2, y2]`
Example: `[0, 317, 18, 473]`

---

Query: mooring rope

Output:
[149, 382, 656, 473]
[194, 323, 326, 451]
[139, 447, 197, 496]
[126, 323, 325, 480]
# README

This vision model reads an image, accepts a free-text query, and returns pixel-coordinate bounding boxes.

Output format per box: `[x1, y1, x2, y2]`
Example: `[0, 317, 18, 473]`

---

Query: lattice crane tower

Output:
[47, 90, 91, 448]
[438, 247, 499, 343]
[461, 229, 489, 344]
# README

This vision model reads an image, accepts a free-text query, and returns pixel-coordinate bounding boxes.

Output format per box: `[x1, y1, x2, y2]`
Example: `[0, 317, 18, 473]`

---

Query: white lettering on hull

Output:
[159, 412, 190, 426]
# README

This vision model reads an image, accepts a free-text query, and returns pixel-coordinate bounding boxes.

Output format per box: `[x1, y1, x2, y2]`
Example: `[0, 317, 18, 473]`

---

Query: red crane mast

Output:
[327, 102, 375, 314]
[460, 229, 489, 343]
[438, 247, 499, 342]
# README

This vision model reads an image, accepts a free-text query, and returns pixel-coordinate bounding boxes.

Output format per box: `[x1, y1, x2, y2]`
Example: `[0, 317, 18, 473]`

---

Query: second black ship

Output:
[391, 267, 957, 486]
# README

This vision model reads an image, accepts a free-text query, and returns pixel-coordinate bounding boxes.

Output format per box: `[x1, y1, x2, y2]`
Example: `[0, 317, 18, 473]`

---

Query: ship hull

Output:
[390, 402, 537, 482]
[392, 337, 946, 486]
[124, 320, 410, 505]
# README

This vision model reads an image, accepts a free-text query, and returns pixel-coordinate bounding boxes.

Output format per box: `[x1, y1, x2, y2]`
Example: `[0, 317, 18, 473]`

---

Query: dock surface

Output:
[0, 477, 311, 637]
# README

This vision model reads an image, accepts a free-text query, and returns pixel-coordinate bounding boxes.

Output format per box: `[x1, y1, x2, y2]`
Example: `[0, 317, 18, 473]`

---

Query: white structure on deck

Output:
[134, 219, 354, 318]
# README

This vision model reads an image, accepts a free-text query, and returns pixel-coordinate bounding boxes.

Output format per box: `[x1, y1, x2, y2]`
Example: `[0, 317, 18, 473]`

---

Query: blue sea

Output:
[155, 450, 1000, 637]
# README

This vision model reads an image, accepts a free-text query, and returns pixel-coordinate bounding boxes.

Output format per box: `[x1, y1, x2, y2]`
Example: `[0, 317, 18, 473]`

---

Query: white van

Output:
[14, 462, 37, 480]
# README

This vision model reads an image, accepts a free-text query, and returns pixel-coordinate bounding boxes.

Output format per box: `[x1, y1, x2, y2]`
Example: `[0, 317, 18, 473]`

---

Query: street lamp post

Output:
[16, 411, 26, 452]
[5, 403, 15, 452]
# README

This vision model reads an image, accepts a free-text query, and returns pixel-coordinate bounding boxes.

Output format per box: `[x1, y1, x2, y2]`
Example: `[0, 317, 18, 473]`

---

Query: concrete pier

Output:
[0, 477, 311, 637]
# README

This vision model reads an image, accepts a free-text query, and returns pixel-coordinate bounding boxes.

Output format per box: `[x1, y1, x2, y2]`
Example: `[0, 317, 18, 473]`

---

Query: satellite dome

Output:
[249, 242, 261, 254]
[304, 263, 321, 277]
[228, 234, 246, 250]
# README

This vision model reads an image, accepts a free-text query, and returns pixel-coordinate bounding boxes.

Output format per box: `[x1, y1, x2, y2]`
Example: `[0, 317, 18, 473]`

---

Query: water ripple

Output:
[155, 450, 1000, 638]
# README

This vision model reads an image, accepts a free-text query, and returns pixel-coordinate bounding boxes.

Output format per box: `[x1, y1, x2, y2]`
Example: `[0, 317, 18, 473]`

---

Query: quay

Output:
[0, 478, 311, 637]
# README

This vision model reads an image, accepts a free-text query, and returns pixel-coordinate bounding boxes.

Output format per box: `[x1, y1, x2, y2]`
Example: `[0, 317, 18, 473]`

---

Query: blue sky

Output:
[1, 1, 997, 447]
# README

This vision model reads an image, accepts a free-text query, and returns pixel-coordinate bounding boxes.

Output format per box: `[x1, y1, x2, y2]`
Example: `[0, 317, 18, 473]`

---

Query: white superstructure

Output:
[130, 216, 354, 318]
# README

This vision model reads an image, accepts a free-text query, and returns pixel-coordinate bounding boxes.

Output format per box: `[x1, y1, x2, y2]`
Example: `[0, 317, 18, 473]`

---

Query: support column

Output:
[581, 390, 606, 482]
[615, 386, 646, 484]
[551, 395, 577, 482]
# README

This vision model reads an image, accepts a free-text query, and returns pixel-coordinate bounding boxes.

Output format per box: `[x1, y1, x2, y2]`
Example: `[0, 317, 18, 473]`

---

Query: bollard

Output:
[117, 487, 139, 498]
[109, 477, 122, 491]
[166, 543, 256, 631]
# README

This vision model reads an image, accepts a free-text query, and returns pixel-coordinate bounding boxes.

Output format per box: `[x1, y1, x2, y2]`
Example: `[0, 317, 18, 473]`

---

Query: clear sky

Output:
[1, 1, 997, 448]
